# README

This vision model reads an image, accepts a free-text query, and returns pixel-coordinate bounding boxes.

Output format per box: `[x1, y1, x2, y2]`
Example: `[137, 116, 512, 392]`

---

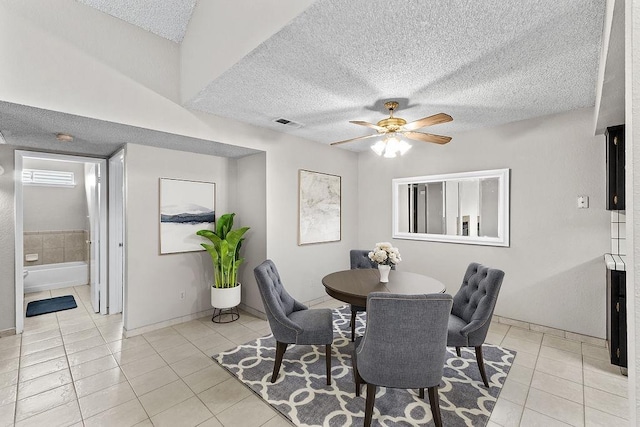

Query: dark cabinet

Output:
[607, 269, 627, 367]
[606, 125, 625, 210]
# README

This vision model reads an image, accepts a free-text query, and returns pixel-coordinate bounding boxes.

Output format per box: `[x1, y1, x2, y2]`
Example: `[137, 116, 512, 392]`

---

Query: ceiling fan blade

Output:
[330, 133, 381, 146]
[401, 113, 453, 131]
[401, 131, 452, 145]
[350, 120, 387, 132]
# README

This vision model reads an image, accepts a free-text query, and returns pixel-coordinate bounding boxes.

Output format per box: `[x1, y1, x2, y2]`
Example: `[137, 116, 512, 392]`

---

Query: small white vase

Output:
[211, 283, 242, 309]
[378, 265, 391, 283]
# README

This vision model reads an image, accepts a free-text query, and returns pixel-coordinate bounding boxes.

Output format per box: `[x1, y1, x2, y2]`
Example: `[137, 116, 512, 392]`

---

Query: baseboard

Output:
[0, 328, 16, 338]
[238, 303, 266, 320]
[306, 294, 333, 307]
[25, 281, 88, 293]
[123, 308, 214, 338]
[493, 315, 607, 347]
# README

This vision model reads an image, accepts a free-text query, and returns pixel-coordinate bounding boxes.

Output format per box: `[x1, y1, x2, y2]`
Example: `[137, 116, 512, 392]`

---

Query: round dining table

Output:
[321, 268, 446, 308]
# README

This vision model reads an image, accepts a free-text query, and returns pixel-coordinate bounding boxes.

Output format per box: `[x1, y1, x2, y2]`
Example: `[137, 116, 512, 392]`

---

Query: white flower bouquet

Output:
[368, 242, 402, 266]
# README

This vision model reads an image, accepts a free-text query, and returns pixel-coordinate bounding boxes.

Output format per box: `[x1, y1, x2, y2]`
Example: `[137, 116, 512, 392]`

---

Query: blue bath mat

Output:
[26, 295, 77, 317]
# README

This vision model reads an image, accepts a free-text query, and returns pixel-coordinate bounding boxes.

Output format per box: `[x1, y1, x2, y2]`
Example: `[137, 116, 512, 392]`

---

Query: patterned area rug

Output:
[214, 306, 515, 426]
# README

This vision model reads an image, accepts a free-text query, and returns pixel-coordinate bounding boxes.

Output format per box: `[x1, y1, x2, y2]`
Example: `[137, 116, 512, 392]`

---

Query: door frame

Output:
[108, 149, 125, 315]
[14, 150, 108, 333]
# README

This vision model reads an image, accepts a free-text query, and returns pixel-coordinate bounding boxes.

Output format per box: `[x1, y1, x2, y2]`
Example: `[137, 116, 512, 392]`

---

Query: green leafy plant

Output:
[197, 213, 250, 289]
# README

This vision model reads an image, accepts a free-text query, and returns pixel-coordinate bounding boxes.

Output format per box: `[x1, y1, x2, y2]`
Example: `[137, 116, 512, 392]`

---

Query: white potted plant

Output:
[368, 242, 402, 283]
[197, 213, 250, 311]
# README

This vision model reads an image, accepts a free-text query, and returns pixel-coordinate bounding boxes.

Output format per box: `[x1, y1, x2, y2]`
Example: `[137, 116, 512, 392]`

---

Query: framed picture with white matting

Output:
[298, 170, 341, 245]
[159, 178, 215, 254]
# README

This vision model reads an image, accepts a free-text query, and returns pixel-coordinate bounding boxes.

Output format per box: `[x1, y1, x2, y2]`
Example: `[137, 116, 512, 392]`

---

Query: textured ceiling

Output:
[76, 0, 196, 43]
[0, 102, 260, 159]
[186, 0, 606, 150]
[2, 0, 608, 157]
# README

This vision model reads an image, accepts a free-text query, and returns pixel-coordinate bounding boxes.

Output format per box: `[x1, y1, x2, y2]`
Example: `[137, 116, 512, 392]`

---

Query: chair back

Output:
[350, 249, 395, 270]
[350, 250, 377, 269]
[254, 260, 305, 339]
[356, 292, 453, 389]
[452, 263, 505, 342]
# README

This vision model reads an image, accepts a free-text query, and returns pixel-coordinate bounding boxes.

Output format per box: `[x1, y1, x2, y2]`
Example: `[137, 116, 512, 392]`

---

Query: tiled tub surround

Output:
[24, 230, 88, 266]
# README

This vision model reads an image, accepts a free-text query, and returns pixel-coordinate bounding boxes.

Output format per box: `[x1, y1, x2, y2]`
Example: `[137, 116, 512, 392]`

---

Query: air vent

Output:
[273, 117, 303, 129]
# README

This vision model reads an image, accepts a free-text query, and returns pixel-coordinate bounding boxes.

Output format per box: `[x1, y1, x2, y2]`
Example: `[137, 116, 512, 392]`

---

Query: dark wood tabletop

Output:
[321, 269, 446, 307]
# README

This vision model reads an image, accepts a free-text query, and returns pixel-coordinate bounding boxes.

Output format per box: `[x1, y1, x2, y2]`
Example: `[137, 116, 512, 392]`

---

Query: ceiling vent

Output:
[273, 118, 303, 129]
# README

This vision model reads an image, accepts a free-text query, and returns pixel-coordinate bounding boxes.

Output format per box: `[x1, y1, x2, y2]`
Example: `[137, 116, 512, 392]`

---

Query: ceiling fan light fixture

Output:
[371, 140, 386, 156]
[383, 149, 397, 158]
[371, 134, 412, 158]
[398, 139, 412, 155]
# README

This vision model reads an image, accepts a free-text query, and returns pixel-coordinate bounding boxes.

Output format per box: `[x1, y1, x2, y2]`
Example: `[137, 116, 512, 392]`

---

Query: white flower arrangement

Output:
[368, 242, 402, 266]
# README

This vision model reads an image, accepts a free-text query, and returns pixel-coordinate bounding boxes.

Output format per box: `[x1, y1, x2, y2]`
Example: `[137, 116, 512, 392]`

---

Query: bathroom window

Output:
[22, 169, 76, 187]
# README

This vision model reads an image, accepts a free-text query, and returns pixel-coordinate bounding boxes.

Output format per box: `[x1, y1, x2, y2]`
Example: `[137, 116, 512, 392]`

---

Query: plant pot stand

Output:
[212, 306, 240, 323]
[210, 284, 242, 323]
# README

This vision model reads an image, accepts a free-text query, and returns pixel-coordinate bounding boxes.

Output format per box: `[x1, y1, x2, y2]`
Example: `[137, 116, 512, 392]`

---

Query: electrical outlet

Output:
[577, 195, 589, 209]
[179, 291, 185, 300]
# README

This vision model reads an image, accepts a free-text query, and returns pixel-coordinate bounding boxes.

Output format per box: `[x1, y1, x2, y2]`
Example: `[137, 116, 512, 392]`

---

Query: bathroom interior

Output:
[22, 156, 93, 312]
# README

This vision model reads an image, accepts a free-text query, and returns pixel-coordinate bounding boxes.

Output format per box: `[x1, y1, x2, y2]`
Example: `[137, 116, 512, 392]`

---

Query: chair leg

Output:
[325, 344, 332, 385]
[364, 383, 376, 427]
[455, 346, 461, 357]
[428, 386, 443, 427]
[418, 388, 424, 399]
[271, 341, 288, 383]
[351, 309, 357, 342]
[353, 357, 362, 397]
[475, 345, 489, 387]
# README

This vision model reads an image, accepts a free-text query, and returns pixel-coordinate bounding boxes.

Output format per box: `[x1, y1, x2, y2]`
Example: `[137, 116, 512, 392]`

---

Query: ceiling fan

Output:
[331, 101, 453, 157]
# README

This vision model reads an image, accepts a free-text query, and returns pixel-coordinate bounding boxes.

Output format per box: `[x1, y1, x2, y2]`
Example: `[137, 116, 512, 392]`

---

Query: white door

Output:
[108, 150, 125, 314]
[84, 162, 108, 314]
[85, 163, 100, 312]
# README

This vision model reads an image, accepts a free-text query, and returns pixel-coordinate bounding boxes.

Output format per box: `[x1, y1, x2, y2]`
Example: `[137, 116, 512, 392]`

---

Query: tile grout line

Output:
[13, 309, 24, 426]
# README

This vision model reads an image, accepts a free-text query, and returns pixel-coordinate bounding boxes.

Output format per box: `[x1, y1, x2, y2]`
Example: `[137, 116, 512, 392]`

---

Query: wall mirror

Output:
[392, 169, 510, 246]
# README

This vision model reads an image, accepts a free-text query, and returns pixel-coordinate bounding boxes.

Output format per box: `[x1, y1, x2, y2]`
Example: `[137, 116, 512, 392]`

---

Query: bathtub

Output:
[24, 261, 89, 293]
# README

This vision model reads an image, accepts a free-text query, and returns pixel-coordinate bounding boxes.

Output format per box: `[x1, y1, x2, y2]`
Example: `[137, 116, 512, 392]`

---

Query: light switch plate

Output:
[577, 195, 589, 209]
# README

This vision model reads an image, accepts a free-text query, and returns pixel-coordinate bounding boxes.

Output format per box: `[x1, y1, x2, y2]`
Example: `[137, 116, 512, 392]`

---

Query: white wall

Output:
[264, 137, 359, 305]
[0, 3, 205, 139]
[358, 108, 610, 338]
[22, 158, 87, 232]
[124, 144, 229, 332]
[232, 153, 267, 314]
[0, 146, 16, 332]
[2, 0, 180, 102]
[123, 137, 359, 331]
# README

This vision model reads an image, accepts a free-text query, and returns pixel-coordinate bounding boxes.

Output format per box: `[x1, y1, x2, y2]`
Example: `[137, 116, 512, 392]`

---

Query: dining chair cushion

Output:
[289, 309, 334, 345]
[447, 315, 469, 346]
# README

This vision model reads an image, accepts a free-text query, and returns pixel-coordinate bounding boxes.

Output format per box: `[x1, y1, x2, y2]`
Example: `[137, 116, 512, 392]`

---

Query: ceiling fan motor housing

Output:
[377, 117, 406, 132]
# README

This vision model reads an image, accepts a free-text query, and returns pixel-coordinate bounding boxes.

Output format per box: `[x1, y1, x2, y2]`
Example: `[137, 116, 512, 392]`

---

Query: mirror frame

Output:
[392, 168, 510, 247]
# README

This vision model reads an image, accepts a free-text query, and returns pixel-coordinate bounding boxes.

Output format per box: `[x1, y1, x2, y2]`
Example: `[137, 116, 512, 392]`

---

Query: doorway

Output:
[14, 151, 108, 334]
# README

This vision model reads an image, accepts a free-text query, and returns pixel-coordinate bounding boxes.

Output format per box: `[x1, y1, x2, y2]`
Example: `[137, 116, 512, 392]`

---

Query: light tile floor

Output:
[0, 285, 628, 426]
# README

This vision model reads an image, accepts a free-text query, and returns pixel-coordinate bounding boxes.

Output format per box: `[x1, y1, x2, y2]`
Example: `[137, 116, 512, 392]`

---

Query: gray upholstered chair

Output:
[352, 292, 453, 427]
[448, 262, 505, 387]
[348, 250, 395, 341]
[254, 259, 334, 384]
